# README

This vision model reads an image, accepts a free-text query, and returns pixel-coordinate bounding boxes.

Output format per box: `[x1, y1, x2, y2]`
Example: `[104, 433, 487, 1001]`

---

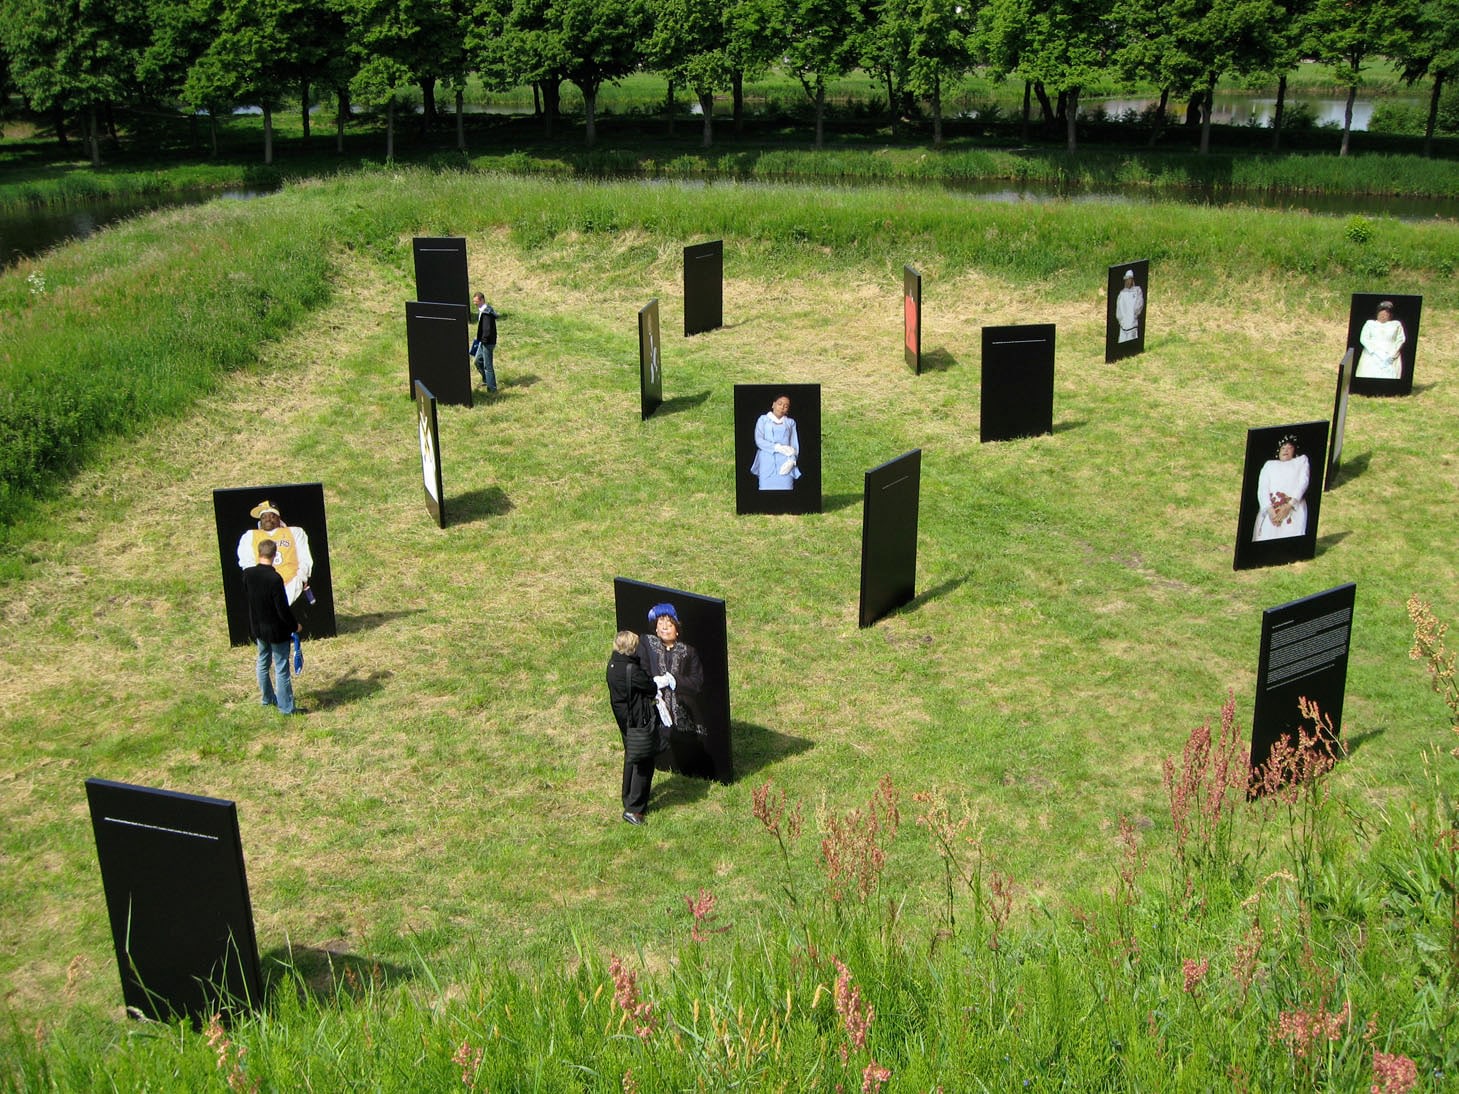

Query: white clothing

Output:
[1116, 284, 1144, 343]
[1355, 317, 1405, 379]
[1253, 455, 1310, 541]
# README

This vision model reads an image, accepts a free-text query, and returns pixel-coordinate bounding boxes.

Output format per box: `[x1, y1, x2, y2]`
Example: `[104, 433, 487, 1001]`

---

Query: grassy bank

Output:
[0, 171, 1457, 1084]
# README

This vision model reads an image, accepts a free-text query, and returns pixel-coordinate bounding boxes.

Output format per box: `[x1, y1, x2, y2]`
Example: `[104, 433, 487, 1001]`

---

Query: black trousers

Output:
[619, 732, 655, 813]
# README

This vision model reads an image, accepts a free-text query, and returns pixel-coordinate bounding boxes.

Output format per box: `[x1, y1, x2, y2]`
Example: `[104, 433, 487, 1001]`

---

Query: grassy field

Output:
[1, 172, 1458, 1083]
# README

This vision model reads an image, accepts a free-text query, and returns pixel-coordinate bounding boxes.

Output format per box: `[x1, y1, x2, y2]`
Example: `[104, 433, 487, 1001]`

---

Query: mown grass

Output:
[0, 171, 1457, 1085]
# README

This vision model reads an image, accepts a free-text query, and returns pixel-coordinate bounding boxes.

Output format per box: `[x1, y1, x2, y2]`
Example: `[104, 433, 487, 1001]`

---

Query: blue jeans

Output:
[255, 639, 295, 714]
[474, 342, 497, 391]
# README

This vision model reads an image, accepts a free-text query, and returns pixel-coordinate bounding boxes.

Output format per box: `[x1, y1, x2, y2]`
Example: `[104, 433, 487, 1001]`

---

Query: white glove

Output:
[774, 444, 795, 456]
[661, 672, 676, 690]
[656, 697, 673, 726]
[653, 674, 670, 689]
[778, 458, 796, 477]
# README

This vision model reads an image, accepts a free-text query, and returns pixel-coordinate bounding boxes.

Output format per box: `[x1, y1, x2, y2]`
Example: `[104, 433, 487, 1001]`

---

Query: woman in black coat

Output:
[607, 630, 658, 825]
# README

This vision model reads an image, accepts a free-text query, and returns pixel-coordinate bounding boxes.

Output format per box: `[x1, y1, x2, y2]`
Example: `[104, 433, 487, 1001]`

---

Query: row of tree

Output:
[2, 0, 1455, 165]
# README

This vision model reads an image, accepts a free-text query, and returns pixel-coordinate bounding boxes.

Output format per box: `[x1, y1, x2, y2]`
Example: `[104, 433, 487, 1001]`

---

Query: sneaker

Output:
[622, 811, 644, 826]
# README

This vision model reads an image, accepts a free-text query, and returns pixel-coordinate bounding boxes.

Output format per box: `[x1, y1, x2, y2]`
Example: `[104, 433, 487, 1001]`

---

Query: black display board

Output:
[405, 301, 472, 407]
[638, 299, 663, 420]
[1326, 348, 1356, 490]
[613, 578, 732, 783]
[733, 384, 822, 515]
[416, 380, 445, 528]
[214, 483, 335, 647]
[859, 450, 922, 628]
[1232, 421, 1329, 571]
[904, 265, 922, 374]
[86, 778, 263, 1022]
[1105, 260, 1149, 362]
[412, 236, 469, 308]
[1346, 292, 1422, 397]
[1250, 583, 1355, 773]
[683, 240, 723, 337]
[981, 324, 1055, 443]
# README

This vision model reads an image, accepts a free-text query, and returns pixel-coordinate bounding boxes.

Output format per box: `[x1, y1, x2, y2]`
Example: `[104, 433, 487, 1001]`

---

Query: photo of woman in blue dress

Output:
[750, 395, 800, 490]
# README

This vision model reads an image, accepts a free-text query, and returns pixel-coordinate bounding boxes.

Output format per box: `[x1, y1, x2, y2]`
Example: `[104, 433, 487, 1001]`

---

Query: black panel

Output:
[214, 484, 335, 647]
[86, 778, 262, 1023]
[405, 301, 472, 407]
[412, 237, 469, 308]
[1232, 421, 1329, 571]
[859, 450, 922, 627]
[981, 324, 1055, 443]
[683, 241, 723, 337]
[904, 265, 922, 374]
[613, 578, 732, 783]
[639, 299, 663, 420]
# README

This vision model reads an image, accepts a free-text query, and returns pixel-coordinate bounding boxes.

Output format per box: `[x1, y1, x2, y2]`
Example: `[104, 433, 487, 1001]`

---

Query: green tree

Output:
[555, 0, 649, 146]
[136, 0, 221, 151]
[1308, 0, 1393, 155]
[2, 0, 147, 164]
[859, 0, 916, 135]
[1389, 0, 1459, 155]
[342, 0, 420, 159]
[184, 0, 313, 164]
[907, 0, 978, 144]
[648, 0, 735, 147]
[724, 0, 780, 134]
[981, 0, 1117, 152]
[780, 0, 866, 148]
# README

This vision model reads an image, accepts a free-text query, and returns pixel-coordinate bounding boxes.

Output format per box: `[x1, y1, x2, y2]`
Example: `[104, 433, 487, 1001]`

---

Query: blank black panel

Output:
[86, 778, 263, 1023]
[406, 301, 472, 407]
[859, 450, 922, 628]
[412, 237, 469, 308]
[684, 241, 723, 337]
[981, 324, 1054, 443]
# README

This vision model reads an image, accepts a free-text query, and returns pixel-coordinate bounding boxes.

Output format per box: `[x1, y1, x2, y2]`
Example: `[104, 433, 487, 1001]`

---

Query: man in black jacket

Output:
[243, 539, 303, 714]
[472, 291, 499, 393]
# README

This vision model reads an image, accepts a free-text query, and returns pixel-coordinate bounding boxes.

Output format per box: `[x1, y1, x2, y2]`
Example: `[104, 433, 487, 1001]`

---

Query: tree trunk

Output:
[533, 82, 541, 116]
[456, 88, 465, 150]
[732, 69, 744, 136]
[263, 103, 274, 164]
[584, 84, 598, 146]
[1198, 75, 1216, 154]
[386, 98, 395, 161]
[1021, 80, 1031, 141]
[666, 79, 676, 138]
[932, 73, 943, 146]
[210, 109, 219, 156]
[302, 79, 311, 142]
[1339, 82, 1356, 156]
[53, 106, 69, 151]
[1423, 72, 1442, 157]
[1270, 73, 1286, 151]
[542, 79, 560, 139]
[1146, 87, 1169, 147]
[189, 112, 199, 151]
[1055, 89, 1067, 121]
[1033, 81, 1054, 125]
[1064, 87, 1079, 152]
[814, 78, 826, 149]
[1185, 91, 1202, 126]
[337, 89, 348, 153]
[699, 90, 713, 147]
[884, 67, 897, 138]
[421, 76, 437, 129]
[87, 104, 101, 167]
[105, 104, 119, 143]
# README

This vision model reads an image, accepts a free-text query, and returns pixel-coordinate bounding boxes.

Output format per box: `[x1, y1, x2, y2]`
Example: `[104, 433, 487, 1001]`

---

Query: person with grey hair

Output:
[607, 630, 658, 825]
[1116, 269, 1144, 344]
[1355, 300, 1405, 380]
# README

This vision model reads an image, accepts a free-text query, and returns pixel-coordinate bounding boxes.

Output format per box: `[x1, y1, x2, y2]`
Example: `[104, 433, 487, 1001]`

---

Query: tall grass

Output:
[5, 704, 1455, 1089]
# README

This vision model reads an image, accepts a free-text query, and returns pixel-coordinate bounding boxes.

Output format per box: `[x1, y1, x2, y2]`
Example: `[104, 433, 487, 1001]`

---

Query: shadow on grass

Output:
[449, 486, 514, 523]
[1338, 725, 1384, 761]
[883, 574, 970, 618]
[918, 347, 958, 372]
[822, 491, 862, 513]
[1316, 530, 1352, 554]
[335, 608, 425, 636]
[1327, 450, 1371, 489]
[1053, 417, 1089, 434]
[261, 944, 416, 1005]
[728, 720, 814, 779]
[306, 668, 393, 710]
[493, 372, 542, 393]
[652, 389, 712, 417]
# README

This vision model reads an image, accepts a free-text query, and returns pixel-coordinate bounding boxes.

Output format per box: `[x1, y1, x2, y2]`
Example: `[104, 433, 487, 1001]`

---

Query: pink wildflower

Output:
[684, 889, 730, 942]
[608, 954, 656, 1040]
[1182, 958, 1209, 994]
[862, 1060, 892, 1093]
[1371, 1051, 1419, 1094]
[451, 1041, 483, 1088]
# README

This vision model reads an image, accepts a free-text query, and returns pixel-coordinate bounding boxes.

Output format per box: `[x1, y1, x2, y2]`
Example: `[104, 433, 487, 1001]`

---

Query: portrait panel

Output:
[1346, 292, 1422, 397]
[214, 483, 335, 646]
[613, 578, 732, 783]
[904, 265, 922, 374]
[1232, 421, 1329, 571]
[733, 384, 823, 515]
[416, 380, 445, 528]
[638, 298, 663, 420]
[1105, 259, 1149, 362]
